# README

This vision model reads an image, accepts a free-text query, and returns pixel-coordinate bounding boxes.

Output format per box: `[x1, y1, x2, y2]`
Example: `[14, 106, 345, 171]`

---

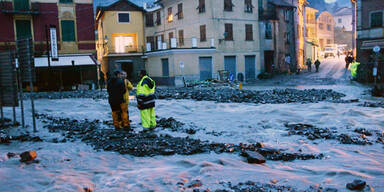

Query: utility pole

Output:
[45, 25, 51, 89]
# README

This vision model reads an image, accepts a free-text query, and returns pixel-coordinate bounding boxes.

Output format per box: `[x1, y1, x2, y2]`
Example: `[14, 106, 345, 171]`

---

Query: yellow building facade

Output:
[96, 0, 146, 81]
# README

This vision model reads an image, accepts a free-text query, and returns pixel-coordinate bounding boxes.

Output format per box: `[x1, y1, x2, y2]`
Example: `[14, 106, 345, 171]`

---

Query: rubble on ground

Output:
[156, 88, 346, 104]
[0, 118, 20, 129]
[285, 123, 383, 145]
[359, 101, 384, 108]
[156, 117, 202, 134]
[346, 180, 366, 191]
[35, 113, 323, 161]
[25, 87, 346, 104]
[213, 181, 340, 192]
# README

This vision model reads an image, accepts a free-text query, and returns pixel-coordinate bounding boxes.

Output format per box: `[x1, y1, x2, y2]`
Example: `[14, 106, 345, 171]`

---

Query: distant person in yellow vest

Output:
[136, 70, 156, 131]
[121, 71, 134, 130]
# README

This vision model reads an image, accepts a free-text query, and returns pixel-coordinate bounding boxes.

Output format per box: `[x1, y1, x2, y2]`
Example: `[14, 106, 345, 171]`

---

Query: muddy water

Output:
[1, 90, 384, 192]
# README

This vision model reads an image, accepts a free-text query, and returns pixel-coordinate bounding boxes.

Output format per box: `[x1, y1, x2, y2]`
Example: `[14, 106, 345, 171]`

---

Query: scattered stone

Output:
[0, 118, 20, 129]
[19, 151, 37, 162]
[285, 123, 379, 145]
[83, 187, 93, 192]
[270, 179, 278, 184]
[7, 152, 17, 158]
[346, 180, 366, 191]
[188, 180, 203, 188]
[354, 128, 372, 136]
[241, 150, 266, 164]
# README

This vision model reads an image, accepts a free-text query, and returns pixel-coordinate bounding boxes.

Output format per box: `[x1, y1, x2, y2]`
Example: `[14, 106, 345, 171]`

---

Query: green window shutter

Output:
[15, 20, 32, 40]
[14, 0, 29, 11]
[371, 12, 383, 28]
[61, 20, 76, 42]
[59, 0, 73, 3]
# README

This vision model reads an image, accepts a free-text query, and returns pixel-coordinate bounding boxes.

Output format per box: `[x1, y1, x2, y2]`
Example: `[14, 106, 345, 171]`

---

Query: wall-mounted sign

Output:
[50, 26, 58, 61]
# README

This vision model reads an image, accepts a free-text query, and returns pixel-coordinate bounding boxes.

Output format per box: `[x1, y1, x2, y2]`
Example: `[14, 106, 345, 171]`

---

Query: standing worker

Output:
[136, 70, 156, 131]
[121, 71, 134, 130]
[314, 59, 321, 72]
[107, 71, 128, 131]
[306, 58, 312, 72]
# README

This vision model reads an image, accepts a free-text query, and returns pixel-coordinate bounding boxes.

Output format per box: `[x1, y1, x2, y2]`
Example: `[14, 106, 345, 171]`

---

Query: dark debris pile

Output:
[35, 113, 323, 160]
[156, 88, 346, 104]
[285, 123, 383, 145]
[25, 88, 347, 104]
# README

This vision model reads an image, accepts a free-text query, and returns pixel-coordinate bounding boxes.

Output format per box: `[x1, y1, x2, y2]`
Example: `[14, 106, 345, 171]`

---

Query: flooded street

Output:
[1, 57, 384, 192]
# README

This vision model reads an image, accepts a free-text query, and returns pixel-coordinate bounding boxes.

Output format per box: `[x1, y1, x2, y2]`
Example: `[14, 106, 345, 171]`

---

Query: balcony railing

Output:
[145, 37, 215, 52]
[0, 1, 40, 15]
[109, 45, 144, 54]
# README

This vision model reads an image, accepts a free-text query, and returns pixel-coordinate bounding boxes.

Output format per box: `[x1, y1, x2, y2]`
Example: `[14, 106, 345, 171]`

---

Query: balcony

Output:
[259, 10, 278, 21]
[0, 1, 40, 15]
[145, 37, 215, 53]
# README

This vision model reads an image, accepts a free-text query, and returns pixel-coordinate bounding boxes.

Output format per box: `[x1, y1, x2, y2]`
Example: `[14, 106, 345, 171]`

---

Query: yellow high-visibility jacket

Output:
[123, 79, 133, 104]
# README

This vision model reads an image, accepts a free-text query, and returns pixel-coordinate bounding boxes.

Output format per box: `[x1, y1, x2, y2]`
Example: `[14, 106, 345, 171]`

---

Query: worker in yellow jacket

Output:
[136, 70, 156, 131]
[121, 71, 133, 130]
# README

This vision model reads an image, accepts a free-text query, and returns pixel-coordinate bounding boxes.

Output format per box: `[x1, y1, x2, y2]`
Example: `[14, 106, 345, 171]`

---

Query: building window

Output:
[224, 0, 234, 12]
[14, 0, 29, 11]
[156, 11, 161, 25]
[118, 13, 130, 23]
[224, 23, 233, 41]
[371, 11, 383, 28]
[146, 36, 155, 51]
[114, 35, 136, 53]
[198, 0, 206, 13]
[319, 23, 324, 30]
[168, 32, 174, 47]
[200, 25, 207, 42]
[15, 20, 32, 40]
[177, 3, 183, 19]
[338, 18, 342, 23]
[178, 30, 184, 46]
[327, 39, 331, 44]
[146, 13, 154, 27]
[284, 10, 290, 22]
[327, 24, 331, 31]
[59, 0, 72, 3]
[244, 0, 253, 13]
[61, 20, 75, 42]
[265, 22, 272, 39]
[168, 7, 173, 22]
[245, 24, 253, 41]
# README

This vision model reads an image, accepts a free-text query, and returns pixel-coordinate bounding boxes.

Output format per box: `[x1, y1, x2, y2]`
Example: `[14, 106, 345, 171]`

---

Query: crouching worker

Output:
[136, 70, 156, 131]
[107, 71, 129, 131]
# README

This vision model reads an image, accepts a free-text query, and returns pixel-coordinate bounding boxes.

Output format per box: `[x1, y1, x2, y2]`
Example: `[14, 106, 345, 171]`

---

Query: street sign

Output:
[50, 26, 58, 61]
[373, 45, 380, 53]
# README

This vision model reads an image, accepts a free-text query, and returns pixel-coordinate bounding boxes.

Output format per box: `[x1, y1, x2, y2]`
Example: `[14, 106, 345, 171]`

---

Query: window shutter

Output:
[61, 20, 76, 42]
[156, 11, 161, 25]
[198, 0, 206, 13]
[245, 24, 253, 41]
[225, 23, 233, 40]
[178, 3, 183, 19]
[146, 13, 154, 27]
[200, 25, 206, 42]
[178, 30, 184, 46]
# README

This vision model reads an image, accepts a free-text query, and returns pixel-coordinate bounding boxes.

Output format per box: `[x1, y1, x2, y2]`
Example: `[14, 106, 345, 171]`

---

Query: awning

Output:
[361, 39, 384, 50]
[34, 55, 97, 67]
